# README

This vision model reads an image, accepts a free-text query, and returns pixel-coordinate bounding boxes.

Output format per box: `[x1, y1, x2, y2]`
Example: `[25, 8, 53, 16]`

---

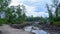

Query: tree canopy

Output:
[0, 0, 26, 25]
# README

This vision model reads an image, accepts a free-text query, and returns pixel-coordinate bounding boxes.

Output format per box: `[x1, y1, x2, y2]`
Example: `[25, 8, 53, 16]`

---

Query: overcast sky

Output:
[10, 0, 53, 17]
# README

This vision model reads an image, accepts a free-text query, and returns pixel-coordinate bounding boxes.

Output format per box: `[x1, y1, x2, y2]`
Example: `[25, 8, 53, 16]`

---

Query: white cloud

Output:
[10, 0, 49, 17]
[25, 5, 36, 16]
[24, 5, 48, 17]
[26, 0, 41, 3]
[36, 12, 48, 17]
[10, 0, 21, 6]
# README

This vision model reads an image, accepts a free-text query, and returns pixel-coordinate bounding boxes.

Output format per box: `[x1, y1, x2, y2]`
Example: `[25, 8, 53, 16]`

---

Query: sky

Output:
[10, 0, 52, 17]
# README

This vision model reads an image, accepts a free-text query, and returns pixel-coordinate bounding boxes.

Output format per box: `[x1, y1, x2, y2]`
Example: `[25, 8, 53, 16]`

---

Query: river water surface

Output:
[24, 26, 50, 34]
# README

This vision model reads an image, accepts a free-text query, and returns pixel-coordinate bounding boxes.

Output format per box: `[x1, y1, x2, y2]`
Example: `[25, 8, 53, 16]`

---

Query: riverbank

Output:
[39, 24, 60, 34]
[0, 24, 60, 34]
[0, 24, 32, 34]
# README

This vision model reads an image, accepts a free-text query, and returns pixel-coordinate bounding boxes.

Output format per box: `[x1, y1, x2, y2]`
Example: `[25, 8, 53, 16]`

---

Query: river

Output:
[24, 26, 50, 34]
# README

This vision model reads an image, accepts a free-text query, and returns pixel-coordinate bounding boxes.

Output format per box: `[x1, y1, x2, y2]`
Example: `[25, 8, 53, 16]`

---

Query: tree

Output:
[16, 5, 23, 23]
[0, 0, 27, 24]
[46, 4, 53, 24]
[0, 0, 11, 25]
[46, 0, 60, 25]
[52, 0, 59, 18]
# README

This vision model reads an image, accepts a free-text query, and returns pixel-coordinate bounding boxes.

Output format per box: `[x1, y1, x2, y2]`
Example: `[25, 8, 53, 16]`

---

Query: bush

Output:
[0, 19, 7, 26]
[53, 21, 60, 26]
[53, 16, 60, 22]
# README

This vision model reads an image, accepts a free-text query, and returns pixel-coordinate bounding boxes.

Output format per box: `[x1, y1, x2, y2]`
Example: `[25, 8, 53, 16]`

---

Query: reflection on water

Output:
[24, 26, 49, 34]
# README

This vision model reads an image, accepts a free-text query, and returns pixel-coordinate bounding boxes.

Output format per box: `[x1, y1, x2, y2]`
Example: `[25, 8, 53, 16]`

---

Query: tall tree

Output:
[52, 0, 59, 18]
[46, 4, 53, 23]
[16, 5, 22, 23]
[0, 0, 11, 24]
[0, 0, 11, 19]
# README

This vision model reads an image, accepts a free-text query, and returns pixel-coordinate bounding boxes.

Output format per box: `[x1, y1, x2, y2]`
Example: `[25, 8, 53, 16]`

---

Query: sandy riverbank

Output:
[0, 24, 32, 34]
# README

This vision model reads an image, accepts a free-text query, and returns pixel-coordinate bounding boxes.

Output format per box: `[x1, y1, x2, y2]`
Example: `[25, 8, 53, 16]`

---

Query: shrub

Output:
[53, 21, 60, 26]
[0, 19, 7, 26]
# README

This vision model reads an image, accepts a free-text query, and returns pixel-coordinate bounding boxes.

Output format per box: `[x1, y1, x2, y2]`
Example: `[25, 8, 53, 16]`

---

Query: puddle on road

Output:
[24, 26, 49, 34]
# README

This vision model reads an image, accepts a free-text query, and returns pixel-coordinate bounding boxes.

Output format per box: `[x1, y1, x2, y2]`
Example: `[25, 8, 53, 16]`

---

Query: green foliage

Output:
[0, 18, 7, 26]
[40, 17, 47, 22]
[0, 0, 26, 25]
[53, 21, 60, 26]
[26, 17, 41, 21]
[46, 0, 60, 25]
[26, 16, 47, 24]
[52, 16, 60, 22]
